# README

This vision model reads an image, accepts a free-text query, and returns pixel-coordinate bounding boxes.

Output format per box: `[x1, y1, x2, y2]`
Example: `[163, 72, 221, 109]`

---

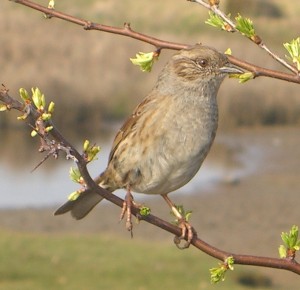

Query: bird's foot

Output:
[161, 194, 195, 249]
[119, 190, 135, 237]
[119, 189, 149, 237]
[173, 218, 196, 249]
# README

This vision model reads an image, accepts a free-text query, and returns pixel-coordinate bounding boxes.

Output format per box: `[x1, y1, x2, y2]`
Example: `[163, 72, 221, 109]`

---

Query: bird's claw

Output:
[173, 219, 195, 249]
[119, 190, 134, 237]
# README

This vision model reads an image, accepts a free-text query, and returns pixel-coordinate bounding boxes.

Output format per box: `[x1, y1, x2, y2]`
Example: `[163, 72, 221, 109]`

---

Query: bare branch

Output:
[1, 86, 300, 275]
[227, 55, 300, 83]
[12, 0, 186, 51]
[9, 0, 300, 84]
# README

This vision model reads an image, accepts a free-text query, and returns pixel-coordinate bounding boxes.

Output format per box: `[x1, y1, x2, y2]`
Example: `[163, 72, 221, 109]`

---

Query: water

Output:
[0, 134, 265, 209]
[0, 144, 111, 208]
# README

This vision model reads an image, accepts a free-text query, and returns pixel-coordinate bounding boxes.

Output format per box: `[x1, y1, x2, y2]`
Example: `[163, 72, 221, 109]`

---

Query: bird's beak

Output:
[219, 63, 244, 75]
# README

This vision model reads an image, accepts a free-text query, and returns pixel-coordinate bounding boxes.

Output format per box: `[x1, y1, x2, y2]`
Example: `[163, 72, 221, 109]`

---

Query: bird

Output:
[55, 44, 243, 248]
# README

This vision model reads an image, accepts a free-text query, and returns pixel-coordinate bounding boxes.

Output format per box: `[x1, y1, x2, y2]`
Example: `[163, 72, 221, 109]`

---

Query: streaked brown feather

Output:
[108, 97, 155, 163]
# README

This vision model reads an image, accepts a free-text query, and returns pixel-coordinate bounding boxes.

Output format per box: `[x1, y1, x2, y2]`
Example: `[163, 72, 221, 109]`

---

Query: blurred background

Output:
[0, 0, 300, 289]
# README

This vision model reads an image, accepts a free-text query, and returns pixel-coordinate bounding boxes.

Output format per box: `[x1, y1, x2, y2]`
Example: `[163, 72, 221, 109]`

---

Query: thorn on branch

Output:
[29, 116, 78, 171]
[31, 147, 54, 172]
[1, 84, 9, 94]
[32, 139, 77, 172]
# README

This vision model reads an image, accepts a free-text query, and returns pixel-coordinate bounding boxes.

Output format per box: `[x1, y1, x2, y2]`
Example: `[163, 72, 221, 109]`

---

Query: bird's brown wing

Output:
[108, 96, 155, 163]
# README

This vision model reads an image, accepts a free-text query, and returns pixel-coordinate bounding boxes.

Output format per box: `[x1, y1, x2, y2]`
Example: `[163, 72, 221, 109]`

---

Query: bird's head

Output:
[171, 45, 243, 83]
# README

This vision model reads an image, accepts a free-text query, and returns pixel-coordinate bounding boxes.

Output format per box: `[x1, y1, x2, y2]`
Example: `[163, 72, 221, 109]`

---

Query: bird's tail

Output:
[54, 188, 105, 220]
[54, 174, 112, 220]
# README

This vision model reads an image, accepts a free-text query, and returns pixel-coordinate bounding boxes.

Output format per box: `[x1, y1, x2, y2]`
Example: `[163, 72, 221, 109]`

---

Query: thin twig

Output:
[191, 0, 299, 74]
[12, 0, 186, 51]
[9, 0, 300, 83]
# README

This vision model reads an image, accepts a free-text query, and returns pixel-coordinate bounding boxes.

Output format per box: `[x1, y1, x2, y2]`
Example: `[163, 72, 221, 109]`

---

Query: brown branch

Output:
[11, 0, 300, 84]
[1, 86, 300, 276]
[12, 0, 186, 51]
[227, 55, 300, 83]
[191, 0, 299, 74]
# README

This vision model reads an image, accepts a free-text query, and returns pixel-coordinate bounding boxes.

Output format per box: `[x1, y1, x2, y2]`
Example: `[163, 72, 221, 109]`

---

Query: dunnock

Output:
[55, 45, 243, 248]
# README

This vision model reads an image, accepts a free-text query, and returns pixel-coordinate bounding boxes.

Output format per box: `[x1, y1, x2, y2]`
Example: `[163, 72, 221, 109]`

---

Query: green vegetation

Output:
[0, 230, 281, 290]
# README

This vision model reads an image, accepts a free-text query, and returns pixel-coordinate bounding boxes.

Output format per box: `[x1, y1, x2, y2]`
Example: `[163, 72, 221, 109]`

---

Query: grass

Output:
[0, 229, 281, 290]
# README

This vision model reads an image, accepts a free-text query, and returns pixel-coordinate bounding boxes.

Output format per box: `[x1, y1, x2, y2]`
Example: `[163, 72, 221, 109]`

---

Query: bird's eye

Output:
[197, 58, 208, 67]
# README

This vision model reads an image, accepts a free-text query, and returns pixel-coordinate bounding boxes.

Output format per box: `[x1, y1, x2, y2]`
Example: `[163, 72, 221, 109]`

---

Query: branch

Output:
[191, 0, 300, 74]
[1, 86, 300, 276]
[11, 0, 300, 84]
[12, 0, 186, 51]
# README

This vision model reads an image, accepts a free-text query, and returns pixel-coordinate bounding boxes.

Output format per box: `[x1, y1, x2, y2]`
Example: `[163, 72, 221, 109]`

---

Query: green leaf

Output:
[139, 206, 151, 216]
[210, 257, 234, 284]
[17, 113, 29, 120]
[68, 190, 81, 201]
[45, 126, 53, 133]
[69, 167, 82, 184]
[210, 266, 226, 284]
[89, 146, 100, 162]
[281, 232, 289, 245]
[234, 72, 254, 83]
[48, 101, 55, 114]
[225, 256, 235, 271]
[31, 130, 38, 137]
[0, 104, 7, 111]
[19, 88, 30, 102]
[283, 37, 300, 70]
[42, 113, 52, 121]
[170, 205, 192, 224]
[224, 48, 232, 55]
[48, 0, 55, 9]
[130, 52, 157, 72]
[278, 245, 287, 258]
[235, 14, 255, 38]
[279, 225, 300, 258]
[31, 87, 45, 110]
[205, 11, 228, 30]
[83, 139, 90, 151]
[185, 211, 192, 222]
[283, 225, 299, 248]
[83, 140, 100, 162]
